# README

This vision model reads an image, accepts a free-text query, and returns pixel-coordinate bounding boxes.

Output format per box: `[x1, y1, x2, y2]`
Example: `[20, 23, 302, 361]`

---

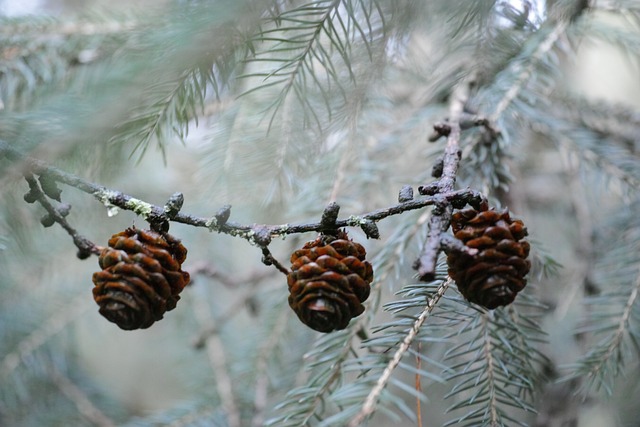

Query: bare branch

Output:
[1, 140, 482, 247]
[414, 80, 476, 281]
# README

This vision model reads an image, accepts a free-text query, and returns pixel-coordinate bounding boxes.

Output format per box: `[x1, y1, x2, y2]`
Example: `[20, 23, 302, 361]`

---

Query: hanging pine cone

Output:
[287, 230, 373, 332]
[447, 205, 531, 309]
[92, 228, 190, 330]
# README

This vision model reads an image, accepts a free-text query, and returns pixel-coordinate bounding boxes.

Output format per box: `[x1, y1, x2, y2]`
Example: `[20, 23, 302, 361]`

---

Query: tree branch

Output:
[190, 284, 241, 427]
[1, 140, 482, 249]
[482, 313, 499, 426]
[1, 295, 90, 378]
[251, 307, 289, 427]
[586, 269, 640, 382]
[413, 80, 477, 281]
[50, 366, 117, 427]
[348, 278, 451, 427]
[490, 21, 568, 122]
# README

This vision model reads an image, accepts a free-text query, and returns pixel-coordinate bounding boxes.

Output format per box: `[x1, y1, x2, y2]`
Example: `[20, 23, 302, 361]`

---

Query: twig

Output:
[261, 247, 291, 275]
[414, 80, 473, 281]
[428, 114, 500, 143]
[587, 270, 640, 380]
[190, 259, 281, 348]
[296, 318, 366, 425]
[415, 341, 423, 427]
[425, 24, 566, 212]
[555, 159, 594, 319]
[190, 285, 241, 427]
[348, 278, 451, 427]
[251, 307, 290, 427]
[191, 262, 276, 288]
[23, 174, 101, 258]
[192, 289, 257, 349]
[50, 366, 117, 427]
[1, 140, 481, 244]
[482, 313, 499, 426]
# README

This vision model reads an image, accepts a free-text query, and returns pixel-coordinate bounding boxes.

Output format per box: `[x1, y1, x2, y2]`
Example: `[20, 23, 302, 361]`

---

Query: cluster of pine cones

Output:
[91, 202, 529, 331]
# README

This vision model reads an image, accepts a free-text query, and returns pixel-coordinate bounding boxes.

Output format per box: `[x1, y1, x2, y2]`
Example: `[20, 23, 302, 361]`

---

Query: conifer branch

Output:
[266, 320, 366, 426]
[0, 14, 142, 109]
[4, 2, 639, 425]
[251, 307, 290, 427]
[443, 298, 546, 426]
[596, 271, 640, 374]
[243, 0, 343, 129]
[489, 21, 568, 122]
[348, 278, 451, 427]
[111, 66, 217, 161]
[553, 130, 640, 190]
[191, 286, 241, 427]
[242, 0, 386, 129]
[1, 295, 90, 378]
[50, 366, 117, 427]
[481, 313, 499, 427]
[565, 269, 640, 393]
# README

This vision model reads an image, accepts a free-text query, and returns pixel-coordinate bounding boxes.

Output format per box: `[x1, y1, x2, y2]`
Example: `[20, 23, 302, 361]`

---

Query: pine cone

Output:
[447, 205, 530, 309]
[287, 230, 373, 332]
[92, 228, 190, 330]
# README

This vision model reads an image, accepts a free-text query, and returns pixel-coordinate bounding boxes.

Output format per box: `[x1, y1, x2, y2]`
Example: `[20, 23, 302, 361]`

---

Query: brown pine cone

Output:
[287, 230, 373, 332]
[92, 228, 190, 330]
[447, 205, 531, 309]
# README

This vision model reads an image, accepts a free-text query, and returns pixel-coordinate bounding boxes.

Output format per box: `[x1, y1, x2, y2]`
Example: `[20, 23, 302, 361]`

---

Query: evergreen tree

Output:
[1, 0, 639, 426]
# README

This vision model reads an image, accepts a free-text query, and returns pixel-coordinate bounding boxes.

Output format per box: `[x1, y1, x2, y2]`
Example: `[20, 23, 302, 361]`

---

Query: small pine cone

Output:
[92, 228, 190, 330]
[447, 205, 531, 309]
[287, 230, 373, 332]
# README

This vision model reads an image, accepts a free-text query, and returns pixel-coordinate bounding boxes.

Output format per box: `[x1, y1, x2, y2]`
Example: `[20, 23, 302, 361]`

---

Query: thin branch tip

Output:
[261, 247, 290, 276]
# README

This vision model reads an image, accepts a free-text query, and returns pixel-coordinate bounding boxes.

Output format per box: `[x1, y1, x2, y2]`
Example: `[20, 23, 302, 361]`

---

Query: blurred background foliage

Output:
[0, 0, 639, 426]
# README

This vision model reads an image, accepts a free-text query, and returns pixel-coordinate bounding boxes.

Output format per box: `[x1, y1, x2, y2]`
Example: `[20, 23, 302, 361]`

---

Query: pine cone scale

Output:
[99, 249, 126, 269]
[466, 236, 496, 248]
